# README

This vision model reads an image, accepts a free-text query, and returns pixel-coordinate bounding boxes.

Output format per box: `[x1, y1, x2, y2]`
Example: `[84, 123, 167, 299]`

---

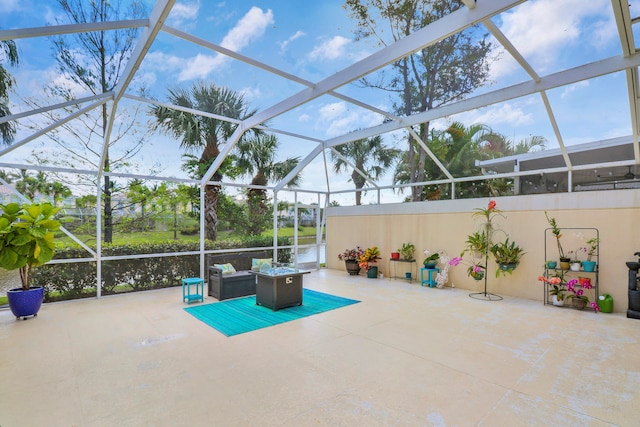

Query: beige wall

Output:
[326, 190, 640, 313]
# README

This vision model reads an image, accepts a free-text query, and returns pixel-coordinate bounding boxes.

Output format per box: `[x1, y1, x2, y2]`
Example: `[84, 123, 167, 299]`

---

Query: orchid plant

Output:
[538, 272, 599, 312]
[431, 250, 451, 288]
[449, 256, 485, 280]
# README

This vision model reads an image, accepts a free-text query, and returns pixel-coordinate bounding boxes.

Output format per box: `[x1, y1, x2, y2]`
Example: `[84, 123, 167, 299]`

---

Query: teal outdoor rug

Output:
[184, 289, 360, 337]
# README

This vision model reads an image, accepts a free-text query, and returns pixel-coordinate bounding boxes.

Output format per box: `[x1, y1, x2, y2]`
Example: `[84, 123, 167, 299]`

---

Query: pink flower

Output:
[449, 257, 463, 266]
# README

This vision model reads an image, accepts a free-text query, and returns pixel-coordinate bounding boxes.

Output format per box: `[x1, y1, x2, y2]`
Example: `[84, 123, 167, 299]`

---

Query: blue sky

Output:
[0, 0, 633, 204]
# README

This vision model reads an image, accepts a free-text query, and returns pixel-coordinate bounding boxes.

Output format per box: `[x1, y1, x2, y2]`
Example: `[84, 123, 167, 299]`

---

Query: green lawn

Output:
[57, 226, 322, 247]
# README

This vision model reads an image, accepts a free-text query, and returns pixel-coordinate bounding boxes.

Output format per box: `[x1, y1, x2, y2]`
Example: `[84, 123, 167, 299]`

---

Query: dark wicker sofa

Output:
[207, 250, 272, 301]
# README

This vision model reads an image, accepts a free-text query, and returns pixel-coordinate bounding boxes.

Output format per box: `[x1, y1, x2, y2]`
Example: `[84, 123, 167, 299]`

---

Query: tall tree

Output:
[331, 135, 399, 205]
[151, 82, 256, 240]
[126, 179, 156, 231]
[0, 39, 19, 144]
[395, 121, 547, 198]
[12, 170, 48, 201]
[344, 0, 493, 201]
[233, 133, 301, 235]
[46, 0, 147, 243]
[45, 181, 73, 206]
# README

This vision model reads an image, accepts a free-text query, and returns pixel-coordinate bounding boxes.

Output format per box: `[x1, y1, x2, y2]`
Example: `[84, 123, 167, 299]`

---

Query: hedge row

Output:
[33, 236, 292, 302]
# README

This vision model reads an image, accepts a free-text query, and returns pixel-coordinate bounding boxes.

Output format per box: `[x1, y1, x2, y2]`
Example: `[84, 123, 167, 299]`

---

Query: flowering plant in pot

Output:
[422, 250, 440, 268]
[359, 246, 381, 278]
[0, 202, 61, 319]
[567, 247, 585, 271]
[338, 247, 364, 261]
[538, 274, 566, 305]
[449, 256, 485, 281]
[538, 272, 599, 311]
[338, 246, 364, 275]
[565, 278, 599, 311]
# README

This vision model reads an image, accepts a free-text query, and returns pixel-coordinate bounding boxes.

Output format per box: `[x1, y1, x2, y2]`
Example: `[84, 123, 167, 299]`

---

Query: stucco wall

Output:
[326, 190, 640, 313]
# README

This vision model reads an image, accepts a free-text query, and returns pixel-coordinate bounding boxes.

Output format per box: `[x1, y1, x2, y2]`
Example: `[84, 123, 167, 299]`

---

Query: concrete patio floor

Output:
[1, 269, 639, 426]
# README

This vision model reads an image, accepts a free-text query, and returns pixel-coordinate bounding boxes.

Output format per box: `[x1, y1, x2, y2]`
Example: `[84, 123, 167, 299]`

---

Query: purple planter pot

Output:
[7, 287, 44, 320]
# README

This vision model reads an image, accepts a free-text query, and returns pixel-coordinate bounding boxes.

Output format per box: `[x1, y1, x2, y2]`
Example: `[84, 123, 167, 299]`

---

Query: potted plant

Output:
[398, 242, 415, 261]
[0, 202, 61, 320]
[422, 250, 440, 269]
[464, 230, 488, 258]
[545, 212, 570, 268]
[338, 246, 364, 276]
[538, 273, 566, 306]
[582, 237, 599, 272]
[359, 246, 381, 278]
[568, 248, 585, 271]
[449, 256, 485, 281]
[565, 277, 598, 311]
[490, 237, 525, 277]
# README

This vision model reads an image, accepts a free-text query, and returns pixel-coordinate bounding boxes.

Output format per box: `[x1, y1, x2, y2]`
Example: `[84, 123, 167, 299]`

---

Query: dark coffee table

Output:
[251, 268, 310, 311]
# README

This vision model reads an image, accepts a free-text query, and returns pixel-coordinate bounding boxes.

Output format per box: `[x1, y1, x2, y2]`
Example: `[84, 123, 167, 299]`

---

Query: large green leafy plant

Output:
[0, 203, 61, 290]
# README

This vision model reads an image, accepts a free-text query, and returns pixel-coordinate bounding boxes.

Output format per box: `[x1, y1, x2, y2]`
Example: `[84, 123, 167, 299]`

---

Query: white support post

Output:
[316, 192, 322, 270]
[199, 185, 205, 280]
[294, 192, 299, 265]
[96, 180, 102, 298]
[273, 191, 278, 265]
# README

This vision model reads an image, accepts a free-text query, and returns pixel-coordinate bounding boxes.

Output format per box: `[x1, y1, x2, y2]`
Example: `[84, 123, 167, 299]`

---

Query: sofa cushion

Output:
[251, 258, 272, 271]
[214, 263, 237, 275]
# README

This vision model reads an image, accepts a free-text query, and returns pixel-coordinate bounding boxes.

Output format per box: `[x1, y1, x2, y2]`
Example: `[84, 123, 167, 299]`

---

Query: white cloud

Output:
[279, 30, 306, 53]
[316, 101, 383, 137]
[493, 0, 610, 77]
[179, 54, 226, 81]
[298, 114, 311, 123]
[220, 7, 274, 52]
[458, 103, 534, 128]
[561, 80, 589, 99]
[176, 7, 273, 81]
[308, 36, 351, 61]
[169, 1, 200, 26]
[0, 0, 20, 13]
[239, 85, 261, 101]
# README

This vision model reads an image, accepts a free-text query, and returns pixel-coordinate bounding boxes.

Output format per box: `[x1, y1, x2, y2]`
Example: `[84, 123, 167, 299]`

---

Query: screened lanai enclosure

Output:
[1, 0, 640, 299]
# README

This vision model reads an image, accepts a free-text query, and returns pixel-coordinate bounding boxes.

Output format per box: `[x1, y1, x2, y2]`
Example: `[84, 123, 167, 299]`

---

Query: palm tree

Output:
[234, 133, 301, 235]
[13, 170, 48, 201]
[45, 181, 72, 206]
[481, 133, 547, 156]
[151, 82, 256, 240]
[331, 135, 399, 205]
[0, 40, 19, 144]
[394, 121, 547, 199]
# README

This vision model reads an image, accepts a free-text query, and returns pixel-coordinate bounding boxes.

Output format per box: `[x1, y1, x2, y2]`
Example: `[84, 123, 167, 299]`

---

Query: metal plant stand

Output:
[469, 247, 502, 301]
